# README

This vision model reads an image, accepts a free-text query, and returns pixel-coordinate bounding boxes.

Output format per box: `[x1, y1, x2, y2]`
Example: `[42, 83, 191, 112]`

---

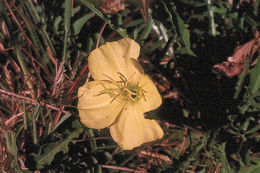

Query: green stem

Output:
[15, 47, 35, 97]
[207, 0, 216, 36]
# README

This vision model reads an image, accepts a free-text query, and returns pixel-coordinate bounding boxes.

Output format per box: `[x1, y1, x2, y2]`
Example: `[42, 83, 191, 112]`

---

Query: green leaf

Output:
[173, 136, 207, 172]
[170, 6, 197, 57]
[212, 6, 227, 15]
[239, 158, 260, 173]
[24, 0, 56, 56]
[81, 0, 104, 20]
[249, 55, 260, 94]
[32, 104, 41, 144]
[214, 143, 236, 173]
[33, 120, 83, 169]
[253, 0, 260, 16]
[72, 12, 94, 35]
[178, 0, 206, 7]
[85, 36, 94, 53]
[63, 0, 72, 60]
[133, 24, 145, 40]
[23, 100, 28, 130]
[126, 18, 144, 28]
[234, 57, 250, 99]
[51, 112, 71, 133]
[53, 16, 62, 33]
[139, 16, 153, 40]
[80, 0, 128, 37]
[245, 15, 260, 27]
[95, 164, 102, 173]
[248, 94, 260, 111]
[4, 131, 18, 162]
[240, 116, 254, 132]
[64, 0, 72, 33]
[245, 123, 260, 135]
[72, 5, 81, 16]
[3, 131, 27, 172]
[159, 1, 196, 56]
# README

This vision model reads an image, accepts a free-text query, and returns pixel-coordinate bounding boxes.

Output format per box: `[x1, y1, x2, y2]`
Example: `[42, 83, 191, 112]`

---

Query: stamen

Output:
[95, 73, 145, 103]
[119, 76, 127, 86]
[94, 91, 107, 97]
[124, 88, 137, 95]
[110, 93, 120, 103]
[128, 72, 136, 81]
[101, 80, 121, 88]
[99, 80, 108, 90]
[117, 72, 127, 82]
[141, 91, 146, 102]
[102, 74, 115, 81]
[128, 93, 137, 101]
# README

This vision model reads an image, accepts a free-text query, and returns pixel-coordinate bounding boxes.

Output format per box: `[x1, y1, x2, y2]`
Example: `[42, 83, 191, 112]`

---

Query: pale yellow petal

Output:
[78, 81, 125, 129]
[88, 37, 141, 81]
[110, 104, 163, 150]
[138, 74, 162, 112]
[111, 37, 140, 60]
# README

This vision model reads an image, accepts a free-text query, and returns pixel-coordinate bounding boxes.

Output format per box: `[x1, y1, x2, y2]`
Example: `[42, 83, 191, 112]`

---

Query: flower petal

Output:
[88, 37, 141, 81]
[78, 81, 125, 129]
[138, 74, 162, 112]
[110, 104, 163, 150]
[111, 37, 140, 60]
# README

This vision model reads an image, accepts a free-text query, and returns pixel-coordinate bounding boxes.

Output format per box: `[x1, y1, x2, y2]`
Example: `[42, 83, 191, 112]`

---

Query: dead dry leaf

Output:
[101, 0, 125, 14]
[212, 37, 260, 78]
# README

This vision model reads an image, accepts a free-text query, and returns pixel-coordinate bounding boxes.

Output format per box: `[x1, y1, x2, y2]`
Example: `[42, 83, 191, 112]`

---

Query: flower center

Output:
[99, 72, 145, 103]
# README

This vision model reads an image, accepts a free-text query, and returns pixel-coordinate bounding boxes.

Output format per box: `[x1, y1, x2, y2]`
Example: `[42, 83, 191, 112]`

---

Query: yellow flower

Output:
[77, 37, 163, 150]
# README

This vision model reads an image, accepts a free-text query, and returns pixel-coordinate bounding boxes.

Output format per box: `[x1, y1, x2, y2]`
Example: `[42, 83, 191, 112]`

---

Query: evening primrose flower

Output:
[77, 37, 163, 150]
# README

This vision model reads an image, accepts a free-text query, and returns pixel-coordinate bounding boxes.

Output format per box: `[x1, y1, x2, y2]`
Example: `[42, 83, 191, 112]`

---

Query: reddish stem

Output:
[96, 22, 108, 48]
[67, 64, 89, 99]
[67, 22, 108, 99]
